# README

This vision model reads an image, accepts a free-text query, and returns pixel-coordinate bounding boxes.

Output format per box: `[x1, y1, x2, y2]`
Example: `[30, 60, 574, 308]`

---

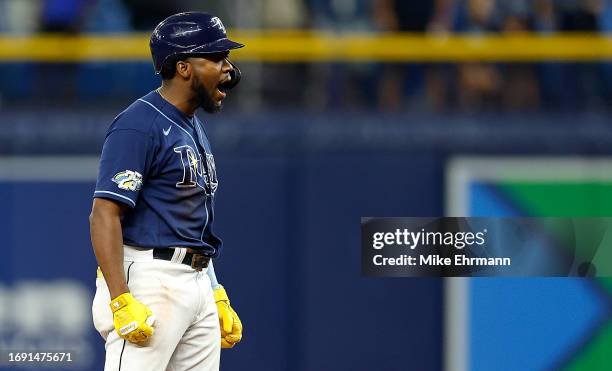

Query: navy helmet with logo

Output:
[149, 12, 244, 74]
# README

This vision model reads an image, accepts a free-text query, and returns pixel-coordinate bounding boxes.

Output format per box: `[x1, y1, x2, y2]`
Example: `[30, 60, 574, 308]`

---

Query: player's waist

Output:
[124, 245, 211, 271]
[121, 232, 220, 256]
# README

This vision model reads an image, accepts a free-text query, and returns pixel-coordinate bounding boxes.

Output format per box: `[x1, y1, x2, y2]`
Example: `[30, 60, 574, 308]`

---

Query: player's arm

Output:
[89, 197, 129, 298]
[206, 260, 221, 289]
[208, 261, 243, 348]
[91, 126, 151, 293]
[90, 197, 155, 344]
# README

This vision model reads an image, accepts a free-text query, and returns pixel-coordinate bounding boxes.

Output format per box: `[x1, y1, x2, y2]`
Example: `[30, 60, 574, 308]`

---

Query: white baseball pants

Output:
[92, 246, 221, 371]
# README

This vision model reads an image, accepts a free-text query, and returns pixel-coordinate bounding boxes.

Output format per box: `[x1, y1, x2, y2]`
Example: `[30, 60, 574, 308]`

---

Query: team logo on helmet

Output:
[210, 17, 226, 34]
[112, 170, 143, 191]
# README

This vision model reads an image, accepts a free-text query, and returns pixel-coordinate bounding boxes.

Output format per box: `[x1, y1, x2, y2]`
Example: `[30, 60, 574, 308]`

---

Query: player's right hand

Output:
[110, 293, 156, 344]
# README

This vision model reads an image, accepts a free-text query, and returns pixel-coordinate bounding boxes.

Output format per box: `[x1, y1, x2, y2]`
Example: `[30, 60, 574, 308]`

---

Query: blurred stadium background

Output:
[1, 0, 612, 370]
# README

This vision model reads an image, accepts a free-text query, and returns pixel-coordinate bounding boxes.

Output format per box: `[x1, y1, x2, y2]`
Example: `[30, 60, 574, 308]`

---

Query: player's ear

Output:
[175, 60, 191, 80]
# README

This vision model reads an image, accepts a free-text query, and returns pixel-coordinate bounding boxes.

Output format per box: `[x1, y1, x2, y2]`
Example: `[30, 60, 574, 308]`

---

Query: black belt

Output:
[153, 248, 211, 271]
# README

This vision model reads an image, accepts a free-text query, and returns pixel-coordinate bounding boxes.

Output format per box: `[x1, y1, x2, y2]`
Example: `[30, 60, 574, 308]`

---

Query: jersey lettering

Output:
[203, 153, 218, 196]
[173, 145, 201, 188]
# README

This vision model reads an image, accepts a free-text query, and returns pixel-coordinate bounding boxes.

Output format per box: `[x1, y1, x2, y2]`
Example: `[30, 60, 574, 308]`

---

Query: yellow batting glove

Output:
[110, 293, 156, 344]
[214, 286, 243, 348]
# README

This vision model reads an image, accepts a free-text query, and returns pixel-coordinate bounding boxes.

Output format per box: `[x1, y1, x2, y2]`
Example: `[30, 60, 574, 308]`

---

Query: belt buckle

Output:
[191, 254, 208, 271]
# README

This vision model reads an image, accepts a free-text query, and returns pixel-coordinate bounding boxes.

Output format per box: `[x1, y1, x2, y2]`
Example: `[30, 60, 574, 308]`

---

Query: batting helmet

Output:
[150, 12, 244, 87]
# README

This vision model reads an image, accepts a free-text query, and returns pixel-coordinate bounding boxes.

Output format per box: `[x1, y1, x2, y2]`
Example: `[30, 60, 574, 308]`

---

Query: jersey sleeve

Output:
[94, 128, 155, 208]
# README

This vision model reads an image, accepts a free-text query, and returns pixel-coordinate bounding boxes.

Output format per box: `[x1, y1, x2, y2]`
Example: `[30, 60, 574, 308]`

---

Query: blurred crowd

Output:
[0, 0, 611, 112]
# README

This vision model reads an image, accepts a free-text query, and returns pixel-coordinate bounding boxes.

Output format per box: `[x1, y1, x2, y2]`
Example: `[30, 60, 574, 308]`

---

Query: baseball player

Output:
[89, 12, 243, 371]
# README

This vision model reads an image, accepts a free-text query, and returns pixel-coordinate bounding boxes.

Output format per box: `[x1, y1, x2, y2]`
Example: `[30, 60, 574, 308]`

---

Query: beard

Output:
[191, 75, 221, 114]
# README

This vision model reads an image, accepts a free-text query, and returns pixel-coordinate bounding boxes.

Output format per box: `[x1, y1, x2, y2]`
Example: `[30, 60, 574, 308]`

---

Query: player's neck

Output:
[156, 85, 197, 117]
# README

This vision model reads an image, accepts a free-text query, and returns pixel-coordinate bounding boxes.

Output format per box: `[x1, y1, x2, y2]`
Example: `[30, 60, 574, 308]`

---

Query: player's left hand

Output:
[213, 285, 243, 348]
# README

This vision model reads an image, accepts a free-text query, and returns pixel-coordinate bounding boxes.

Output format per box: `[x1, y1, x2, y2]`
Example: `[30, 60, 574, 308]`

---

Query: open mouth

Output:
[216, 84, 227, 100]
[217, 76, 234, 98]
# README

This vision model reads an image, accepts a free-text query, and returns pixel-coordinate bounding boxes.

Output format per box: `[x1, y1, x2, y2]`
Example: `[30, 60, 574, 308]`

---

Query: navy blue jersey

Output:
[94, 90, 222, 257]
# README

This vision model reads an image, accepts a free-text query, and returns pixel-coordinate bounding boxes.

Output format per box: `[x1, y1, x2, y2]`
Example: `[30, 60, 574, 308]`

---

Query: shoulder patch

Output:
[112, 170, 143, 191]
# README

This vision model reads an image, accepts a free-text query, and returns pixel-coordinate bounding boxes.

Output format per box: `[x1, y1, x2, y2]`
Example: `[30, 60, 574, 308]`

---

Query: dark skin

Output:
[159, 51, 234, 116]
[90, 52, 234, 300]
[90, 198, 130, 299]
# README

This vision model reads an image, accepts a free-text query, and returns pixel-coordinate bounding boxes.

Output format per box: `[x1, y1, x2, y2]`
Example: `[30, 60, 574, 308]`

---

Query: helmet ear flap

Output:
[220, 60, 241, 90]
